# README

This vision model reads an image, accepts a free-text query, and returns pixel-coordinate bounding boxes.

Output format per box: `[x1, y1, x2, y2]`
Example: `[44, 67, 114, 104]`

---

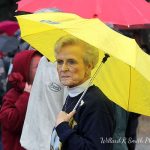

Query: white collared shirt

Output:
[67, 78, 92, 97]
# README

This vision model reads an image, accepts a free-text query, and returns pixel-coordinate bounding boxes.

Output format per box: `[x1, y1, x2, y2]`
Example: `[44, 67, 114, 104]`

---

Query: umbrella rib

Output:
[127, 66, 132, 111]
[21, 26, 63, 37]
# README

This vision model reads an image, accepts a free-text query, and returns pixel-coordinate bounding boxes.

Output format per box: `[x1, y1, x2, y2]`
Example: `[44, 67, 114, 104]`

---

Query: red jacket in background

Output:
[0, 50, 37, 150]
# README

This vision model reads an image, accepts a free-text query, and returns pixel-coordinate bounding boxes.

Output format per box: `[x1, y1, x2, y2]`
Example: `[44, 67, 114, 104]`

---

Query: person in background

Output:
[0, 50, 42, 150]
[0, 52, 6, 105]
[50, 36, 115, 150]
[20, 56, 67, 150]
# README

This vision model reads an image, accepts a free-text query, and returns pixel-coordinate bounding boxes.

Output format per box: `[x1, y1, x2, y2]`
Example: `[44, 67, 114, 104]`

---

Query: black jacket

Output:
[56, 85, 115, 150]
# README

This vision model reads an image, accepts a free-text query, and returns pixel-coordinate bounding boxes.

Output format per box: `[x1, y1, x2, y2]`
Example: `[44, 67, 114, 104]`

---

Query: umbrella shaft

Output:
[73, 54, 110, 111]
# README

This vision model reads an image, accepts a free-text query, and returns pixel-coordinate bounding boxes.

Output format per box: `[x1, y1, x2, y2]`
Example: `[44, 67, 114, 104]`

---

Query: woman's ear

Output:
[87, 62, 94, 70]
[85, 63, 93, 77]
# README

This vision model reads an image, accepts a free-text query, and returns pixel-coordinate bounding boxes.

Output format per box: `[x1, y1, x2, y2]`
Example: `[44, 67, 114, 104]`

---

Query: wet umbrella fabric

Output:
[18, 0, 150, 27]
[16, 12, 150, 116]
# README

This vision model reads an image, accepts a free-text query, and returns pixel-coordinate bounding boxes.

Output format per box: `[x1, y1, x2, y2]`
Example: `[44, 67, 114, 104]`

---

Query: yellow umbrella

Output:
[16, 12, 150, 116]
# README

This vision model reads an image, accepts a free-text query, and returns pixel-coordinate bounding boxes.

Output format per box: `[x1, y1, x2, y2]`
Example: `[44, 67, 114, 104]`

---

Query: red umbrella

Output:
[18, 0, 150, 27]
[17, 0, 35, 10]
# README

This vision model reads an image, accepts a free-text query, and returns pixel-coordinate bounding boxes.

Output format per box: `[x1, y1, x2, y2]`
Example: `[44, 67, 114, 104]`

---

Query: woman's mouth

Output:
[61, 76, 70, 79]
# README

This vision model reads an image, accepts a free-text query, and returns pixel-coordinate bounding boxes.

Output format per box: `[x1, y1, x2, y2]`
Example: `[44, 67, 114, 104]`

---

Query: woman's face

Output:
[29, 55, 41, 84]
[56, 45, 91, 88]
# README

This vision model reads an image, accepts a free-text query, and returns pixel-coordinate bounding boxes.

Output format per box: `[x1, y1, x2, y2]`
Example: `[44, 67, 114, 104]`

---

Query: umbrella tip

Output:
[102, 53, 110, 63]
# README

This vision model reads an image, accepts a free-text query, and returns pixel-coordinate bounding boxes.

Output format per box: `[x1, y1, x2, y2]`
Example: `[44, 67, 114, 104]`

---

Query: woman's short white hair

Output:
[54, 35, 99, 69]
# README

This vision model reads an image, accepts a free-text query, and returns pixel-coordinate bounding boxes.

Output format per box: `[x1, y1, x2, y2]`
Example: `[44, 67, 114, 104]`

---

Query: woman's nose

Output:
[61, 63, 69, 71]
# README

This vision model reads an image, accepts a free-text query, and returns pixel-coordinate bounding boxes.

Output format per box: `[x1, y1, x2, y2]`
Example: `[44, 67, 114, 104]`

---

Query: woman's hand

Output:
[56, 110, 76, 127]
[24, 83, 32, 93]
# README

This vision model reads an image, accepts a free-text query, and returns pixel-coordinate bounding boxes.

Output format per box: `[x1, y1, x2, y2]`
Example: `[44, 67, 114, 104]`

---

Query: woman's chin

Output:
[60, 80, 70, 86]
[60, 80, 74, 87]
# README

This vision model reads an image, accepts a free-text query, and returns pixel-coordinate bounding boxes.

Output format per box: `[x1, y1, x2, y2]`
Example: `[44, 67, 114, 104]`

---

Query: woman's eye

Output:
[57, 60, 63, 65]
[68, 59, 76, 65]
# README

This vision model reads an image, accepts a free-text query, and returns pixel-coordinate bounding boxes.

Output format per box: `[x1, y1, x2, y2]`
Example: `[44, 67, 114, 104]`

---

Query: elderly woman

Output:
[50, 36, 115, 150]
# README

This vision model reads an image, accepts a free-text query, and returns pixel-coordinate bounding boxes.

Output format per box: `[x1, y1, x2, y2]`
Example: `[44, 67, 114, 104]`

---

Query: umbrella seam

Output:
[127, 66, 131, 111]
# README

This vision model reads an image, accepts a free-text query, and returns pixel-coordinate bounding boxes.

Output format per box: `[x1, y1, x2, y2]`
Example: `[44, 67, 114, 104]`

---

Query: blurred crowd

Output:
[0, 18, 34, 150]
[0, 20, 30, 105]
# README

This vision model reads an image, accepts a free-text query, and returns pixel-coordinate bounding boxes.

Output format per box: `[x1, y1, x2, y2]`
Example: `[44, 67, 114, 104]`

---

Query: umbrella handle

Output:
[73, 53, 110, 111]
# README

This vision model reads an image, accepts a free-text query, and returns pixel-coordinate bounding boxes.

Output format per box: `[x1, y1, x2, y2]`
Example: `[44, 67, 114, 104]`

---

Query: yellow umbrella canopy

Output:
[17, 12, 150, 116]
